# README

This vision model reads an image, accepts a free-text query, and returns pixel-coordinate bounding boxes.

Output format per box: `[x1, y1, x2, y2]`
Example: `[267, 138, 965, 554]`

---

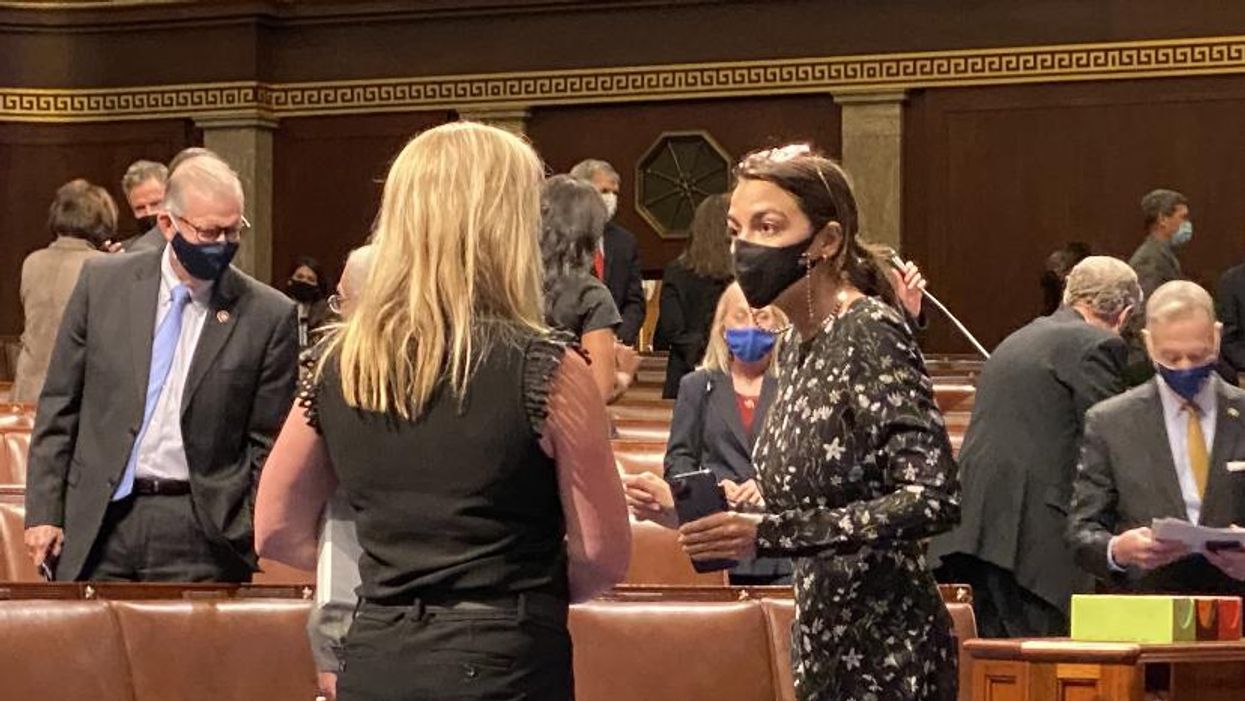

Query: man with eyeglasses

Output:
[24, 154, 299, 582]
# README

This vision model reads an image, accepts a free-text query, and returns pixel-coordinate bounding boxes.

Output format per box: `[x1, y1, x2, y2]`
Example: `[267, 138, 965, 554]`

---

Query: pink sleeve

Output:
[540, 351, 631, 601]
[254, 402, 338, 571]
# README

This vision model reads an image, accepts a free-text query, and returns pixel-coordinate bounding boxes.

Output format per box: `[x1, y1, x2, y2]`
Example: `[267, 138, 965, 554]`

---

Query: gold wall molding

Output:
[5, 35, 1245, 122]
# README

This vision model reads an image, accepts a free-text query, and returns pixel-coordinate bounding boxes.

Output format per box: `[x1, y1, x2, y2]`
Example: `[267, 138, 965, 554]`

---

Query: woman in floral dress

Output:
[677, 145, 961, 701]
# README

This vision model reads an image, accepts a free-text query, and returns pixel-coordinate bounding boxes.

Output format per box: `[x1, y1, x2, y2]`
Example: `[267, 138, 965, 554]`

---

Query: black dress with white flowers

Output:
[753, 296, 960, 701]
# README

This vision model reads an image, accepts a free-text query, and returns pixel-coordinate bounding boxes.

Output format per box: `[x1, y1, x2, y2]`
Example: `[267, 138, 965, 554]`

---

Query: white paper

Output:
[1151, 517, 1245, 554]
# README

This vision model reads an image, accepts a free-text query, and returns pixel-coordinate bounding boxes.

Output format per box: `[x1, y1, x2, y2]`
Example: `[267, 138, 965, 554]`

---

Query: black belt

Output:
[362, 590, 567, 622]
[132, 478, 191, 496]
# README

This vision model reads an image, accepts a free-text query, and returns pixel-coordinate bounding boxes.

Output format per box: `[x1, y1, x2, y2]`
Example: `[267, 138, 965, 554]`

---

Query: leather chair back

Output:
[570, 600, 776, 701]
[625, 519, 727, 586]
[112, 599, 318, 701]
[0, 600, 136, 701]
[613, 440, 666, 477]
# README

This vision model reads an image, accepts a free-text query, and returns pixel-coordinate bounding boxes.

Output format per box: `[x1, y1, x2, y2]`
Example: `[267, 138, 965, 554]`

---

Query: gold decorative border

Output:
[5, 35, 1245, 122]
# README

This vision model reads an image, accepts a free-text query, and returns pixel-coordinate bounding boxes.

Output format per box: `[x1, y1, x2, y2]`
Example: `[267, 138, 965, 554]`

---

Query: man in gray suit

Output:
[1070, 280, 1245, 593]
[931, 257, 1141, 637]
[24, 155, 298, 582]
[1124, 189, 1192, 378]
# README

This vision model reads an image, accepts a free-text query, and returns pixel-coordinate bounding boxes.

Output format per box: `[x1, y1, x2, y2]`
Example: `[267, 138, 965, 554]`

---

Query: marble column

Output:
[833, 90, 907, 252]
[456, 107, 531, 135]
[194, 114, 277, 283]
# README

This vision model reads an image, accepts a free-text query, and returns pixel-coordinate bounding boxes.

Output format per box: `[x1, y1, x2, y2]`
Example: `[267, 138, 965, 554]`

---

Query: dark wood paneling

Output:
[528, 95, 841, 276]
[0, 120, 196, 335]
[904, 75, 1245, 353]
[6, 0, 1245, 87]
[271, 111, 453, 287]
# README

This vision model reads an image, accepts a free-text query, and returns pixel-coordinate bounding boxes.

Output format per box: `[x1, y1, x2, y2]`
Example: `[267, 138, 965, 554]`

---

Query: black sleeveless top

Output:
[300, 327, 573, 604]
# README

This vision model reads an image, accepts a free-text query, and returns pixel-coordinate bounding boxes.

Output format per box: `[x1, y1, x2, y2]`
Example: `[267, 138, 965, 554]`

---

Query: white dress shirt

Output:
[1156, 373, 1218, 526]
[133, 247, 212, 482]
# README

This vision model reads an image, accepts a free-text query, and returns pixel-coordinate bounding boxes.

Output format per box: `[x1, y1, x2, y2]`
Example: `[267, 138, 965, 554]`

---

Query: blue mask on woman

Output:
[725, 327, 776, 363]
[1156, 361, 1215, 402]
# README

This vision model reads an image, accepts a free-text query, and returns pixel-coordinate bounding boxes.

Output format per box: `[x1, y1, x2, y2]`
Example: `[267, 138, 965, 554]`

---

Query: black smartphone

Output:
[670, 470, 737, 573]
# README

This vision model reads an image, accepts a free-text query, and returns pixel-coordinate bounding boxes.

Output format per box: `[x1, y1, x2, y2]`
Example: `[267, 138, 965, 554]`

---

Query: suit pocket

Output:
[1044, 485, 1071, 516]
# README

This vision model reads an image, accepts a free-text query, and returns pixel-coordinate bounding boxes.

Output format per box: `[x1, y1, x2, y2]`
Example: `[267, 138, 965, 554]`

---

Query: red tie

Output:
[593, 249, 605, 280]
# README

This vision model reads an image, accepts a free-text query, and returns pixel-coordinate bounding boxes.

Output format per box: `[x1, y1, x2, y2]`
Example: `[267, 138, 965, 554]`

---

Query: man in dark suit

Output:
[1069, 280, 1245, 594]
[24, 154, 298, 582]
[930, 256, 1141, 637]
[1217, 262, 1245, 374]
[117, 159, 168, 253]
[571, 158, 646, 345]
[1124, 189, 1192, 379]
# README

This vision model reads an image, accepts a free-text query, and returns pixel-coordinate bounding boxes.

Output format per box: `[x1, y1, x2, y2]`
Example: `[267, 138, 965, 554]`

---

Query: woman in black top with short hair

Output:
[255, 122, 631, 701]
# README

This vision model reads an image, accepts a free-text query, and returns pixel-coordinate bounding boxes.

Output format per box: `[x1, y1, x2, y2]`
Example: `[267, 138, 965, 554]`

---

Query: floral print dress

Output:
[753, 296, 961, 701]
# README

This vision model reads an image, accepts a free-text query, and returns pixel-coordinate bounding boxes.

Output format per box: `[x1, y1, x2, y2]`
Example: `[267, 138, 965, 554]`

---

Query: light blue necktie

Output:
[113, 284, 192, 501]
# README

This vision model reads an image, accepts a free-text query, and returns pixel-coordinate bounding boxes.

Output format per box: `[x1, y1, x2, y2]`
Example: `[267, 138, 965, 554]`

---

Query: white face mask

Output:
[601, 192, 619, 220]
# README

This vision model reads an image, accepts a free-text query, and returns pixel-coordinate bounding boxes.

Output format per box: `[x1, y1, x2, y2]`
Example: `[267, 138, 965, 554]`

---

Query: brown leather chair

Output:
[111, 599, 319, 701]
[0, 600, 136, 701]
[760, 599, 797, 701]
[0, 381, 10, 403]
[253, 557, 315, 585]
[613, 439, 666, 477]
[0, 406, 35, 430]
[610, 402, 675, 422]
[613, 419, 671, 442]
[0, 497, 39, 582]
[0, 430, 31, 484]
[570, 600, 777, 701]
[624, 519, 728, 586]
[934, 384, 976, 413]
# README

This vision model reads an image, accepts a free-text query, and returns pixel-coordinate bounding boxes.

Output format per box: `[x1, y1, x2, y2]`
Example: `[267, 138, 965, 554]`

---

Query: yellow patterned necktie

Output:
[1185, 401, 1210, 498]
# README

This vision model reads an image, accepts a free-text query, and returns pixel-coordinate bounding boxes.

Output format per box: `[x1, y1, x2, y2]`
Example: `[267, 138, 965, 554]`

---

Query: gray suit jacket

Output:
[1124, 235, 1183, 370]
[122, 226, 166, 253]
[24, 248, 298, 580]
[929, 308, 1126, 612]
[1068, 377, 1245, 595]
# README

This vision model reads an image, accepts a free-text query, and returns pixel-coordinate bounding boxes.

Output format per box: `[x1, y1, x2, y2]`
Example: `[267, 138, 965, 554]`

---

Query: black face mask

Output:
[733, 236, 815, 308]
[286, 279, 322, 304]
[135, 215, 158, 233]
[170, 231, 238, 281]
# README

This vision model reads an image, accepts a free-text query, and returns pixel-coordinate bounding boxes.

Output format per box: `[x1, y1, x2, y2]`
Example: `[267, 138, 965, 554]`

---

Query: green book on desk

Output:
[1071, 595, 1196, 643]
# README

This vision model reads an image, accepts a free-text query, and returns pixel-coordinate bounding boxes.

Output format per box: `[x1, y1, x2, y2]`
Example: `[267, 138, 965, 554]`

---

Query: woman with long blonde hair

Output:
[255, 122, 631, 701]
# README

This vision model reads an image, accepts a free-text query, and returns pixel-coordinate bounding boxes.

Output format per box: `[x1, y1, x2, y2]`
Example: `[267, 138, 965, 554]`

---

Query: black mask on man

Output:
[135, 215, 158, 233]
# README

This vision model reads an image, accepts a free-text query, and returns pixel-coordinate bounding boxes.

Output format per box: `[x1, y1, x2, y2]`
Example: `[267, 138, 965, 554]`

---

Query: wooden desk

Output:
[966, 638, 1245, 701]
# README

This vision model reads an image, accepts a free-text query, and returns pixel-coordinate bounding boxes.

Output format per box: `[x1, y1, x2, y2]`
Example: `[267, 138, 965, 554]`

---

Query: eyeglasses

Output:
[172, 213, 251, 243]
[327, 293, 345, 315]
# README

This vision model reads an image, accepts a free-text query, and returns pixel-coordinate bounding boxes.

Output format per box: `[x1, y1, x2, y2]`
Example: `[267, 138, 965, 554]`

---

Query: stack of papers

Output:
[1151, 518, 1245, 554]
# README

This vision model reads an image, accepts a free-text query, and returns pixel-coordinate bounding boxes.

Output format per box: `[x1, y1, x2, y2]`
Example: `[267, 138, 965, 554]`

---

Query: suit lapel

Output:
[128, 253, 163, 398]
[708, 370, 750, 455]
[182, 268, 243, 413]
[1140, 380, 1191, 519]
[1203, 379, 1245, 525]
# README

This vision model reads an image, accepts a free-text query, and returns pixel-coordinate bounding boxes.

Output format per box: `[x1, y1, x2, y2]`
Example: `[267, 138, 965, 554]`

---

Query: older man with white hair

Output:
[24, 154, 298, 582]
[932, 256, 1141, 638]
[569, 158, 646, 345]
[1070, 280, 1245, 594]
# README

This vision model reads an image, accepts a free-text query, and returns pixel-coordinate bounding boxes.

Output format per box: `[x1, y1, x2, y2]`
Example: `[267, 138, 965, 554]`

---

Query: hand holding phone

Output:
[670, 471, 737, 573]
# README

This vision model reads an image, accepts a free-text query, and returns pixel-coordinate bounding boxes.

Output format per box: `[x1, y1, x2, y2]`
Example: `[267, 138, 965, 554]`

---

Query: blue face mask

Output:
[1156, 361, 1215, 402]
[725, 327, 776, 363]
[1171, 221, 1194, 247]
